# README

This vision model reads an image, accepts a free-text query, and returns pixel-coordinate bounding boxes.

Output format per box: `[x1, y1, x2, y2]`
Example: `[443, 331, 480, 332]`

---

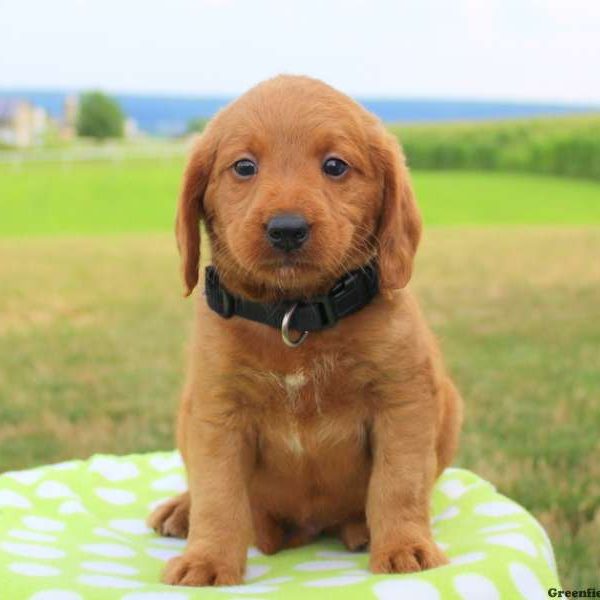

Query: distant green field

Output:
[1, 160, 599, 236]
[393, 113, 600, 180]
[0, 159, 181, 236]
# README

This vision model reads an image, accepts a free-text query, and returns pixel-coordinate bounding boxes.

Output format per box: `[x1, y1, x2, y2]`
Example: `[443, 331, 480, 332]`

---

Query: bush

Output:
[77, 91, 124, 140]
[391, 114, 600, 180]
[186, 118, 209, 134]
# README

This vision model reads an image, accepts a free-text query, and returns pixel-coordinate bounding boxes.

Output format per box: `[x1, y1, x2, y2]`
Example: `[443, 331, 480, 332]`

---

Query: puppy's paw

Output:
[147, 492, 190, 538]
[370, 539, 448, 573]
[340, 519, 370, 552]
[163, 551, 244, 587]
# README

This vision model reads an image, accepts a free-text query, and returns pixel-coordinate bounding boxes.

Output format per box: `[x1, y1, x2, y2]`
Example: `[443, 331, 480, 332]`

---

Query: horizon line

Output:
[0, 86, 598, 109]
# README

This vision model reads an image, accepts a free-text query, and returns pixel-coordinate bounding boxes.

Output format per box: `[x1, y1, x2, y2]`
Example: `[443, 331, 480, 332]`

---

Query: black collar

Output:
[204, 263, 379, 336]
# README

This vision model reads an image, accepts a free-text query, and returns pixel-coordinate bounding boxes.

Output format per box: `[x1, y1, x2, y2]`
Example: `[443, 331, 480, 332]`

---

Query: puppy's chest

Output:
[260, 362, 370, 461]
[229, 353, 372, 462]
[238, 353, 367, 417]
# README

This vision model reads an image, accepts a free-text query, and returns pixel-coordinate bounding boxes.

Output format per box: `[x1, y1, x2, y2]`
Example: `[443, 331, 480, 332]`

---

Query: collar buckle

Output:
[310, 295, 338, 329]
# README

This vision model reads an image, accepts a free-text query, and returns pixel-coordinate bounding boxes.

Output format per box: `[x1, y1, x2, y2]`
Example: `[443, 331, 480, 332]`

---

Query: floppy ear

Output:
[175, 133, 215, 296]
[375, 132, 422, 291]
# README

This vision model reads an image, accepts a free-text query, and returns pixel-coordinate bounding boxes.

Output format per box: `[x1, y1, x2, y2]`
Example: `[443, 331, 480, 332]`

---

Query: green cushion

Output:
[0, 452, 560, 599]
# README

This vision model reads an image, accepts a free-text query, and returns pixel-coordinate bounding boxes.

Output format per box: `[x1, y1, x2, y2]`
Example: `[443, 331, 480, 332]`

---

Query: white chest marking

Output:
[284, 371, 307, 392]
[287, 428, 304, 455]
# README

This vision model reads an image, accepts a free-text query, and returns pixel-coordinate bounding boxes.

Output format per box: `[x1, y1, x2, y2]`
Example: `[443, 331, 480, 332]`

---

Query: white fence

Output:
[0, 141, 191, 166]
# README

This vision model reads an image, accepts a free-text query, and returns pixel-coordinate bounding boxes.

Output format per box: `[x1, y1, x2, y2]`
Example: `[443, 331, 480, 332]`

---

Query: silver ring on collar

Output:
[281, 303, 309, 348]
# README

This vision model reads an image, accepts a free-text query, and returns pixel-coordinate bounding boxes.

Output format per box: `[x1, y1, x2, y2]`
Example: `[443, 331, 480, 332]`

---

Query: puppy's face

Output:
[177, 76, 421, 301]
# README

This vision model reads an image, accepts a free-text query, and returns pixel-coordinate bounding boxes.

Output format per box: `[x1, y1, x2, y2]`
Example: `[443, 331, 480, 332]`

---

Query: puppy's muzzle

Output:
[266, 214, 310, 252]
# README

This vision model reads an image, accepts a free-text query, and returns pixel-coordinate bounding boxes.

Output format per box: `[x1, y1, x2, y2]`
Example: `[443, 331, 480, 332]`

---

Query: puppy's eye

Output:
[322, 157, 349, 178]
[233, 159, 258, 178]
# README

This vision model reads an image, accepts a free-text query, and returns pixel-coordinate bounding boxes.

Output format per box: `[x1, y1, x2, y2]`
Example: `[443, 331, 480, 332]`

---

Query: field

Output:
[2, 160, 600, 236]
[392, 113, 600, 180]
[0, 159, 599, 587]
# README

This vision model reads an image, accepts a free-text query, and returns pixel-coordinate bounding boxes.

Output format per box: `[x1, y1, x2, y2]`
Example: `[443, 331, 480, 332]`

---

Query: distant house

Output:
[60, 95, 78, 140]
[0, 94, 138, 145]
[0, 99, 48, 147]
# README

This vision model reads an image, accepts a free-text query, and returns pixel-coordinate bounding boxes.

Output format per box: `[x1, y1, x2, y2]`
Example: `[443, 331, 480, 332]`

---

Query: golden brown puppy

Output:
[148, 75, 463, 587]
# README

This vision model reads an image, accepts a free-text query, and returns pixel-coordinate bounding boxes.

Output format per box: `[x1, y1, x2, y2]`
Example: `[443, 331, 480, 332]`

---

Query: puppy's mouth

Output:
[261, 255, 316, 275]
[266, 254, 308, 266]
[254, 253, 330, 288]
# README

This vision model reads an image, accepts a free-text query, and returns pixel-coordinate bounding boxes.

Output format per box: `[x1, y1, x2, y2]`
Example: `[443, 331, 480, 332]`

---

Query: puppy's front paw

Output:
[147, 492, 190, 538]
[370, 539, 448, 574]
[163, 552, 244, 587]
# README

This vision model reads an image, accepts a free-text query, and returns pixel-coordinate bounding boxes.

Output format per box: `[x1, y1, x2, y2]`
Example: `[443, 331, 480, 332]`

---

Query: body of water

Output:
[1, 89, 595, 135]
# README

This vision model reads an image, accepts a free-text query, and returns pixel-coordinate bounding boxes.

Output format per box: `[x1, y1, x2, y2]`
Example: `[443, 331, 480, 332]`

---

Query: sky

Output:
[1, 0, 600, 103]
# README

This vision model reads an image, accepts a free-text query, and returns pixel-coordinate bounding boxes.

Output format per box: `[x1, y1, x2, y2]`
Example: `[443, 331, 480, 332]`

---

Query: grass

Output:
[1, 161, 600, 237]
[0, 160, 599, 587]
[0, 229, 598, 587]
[0, 159, 182, 236]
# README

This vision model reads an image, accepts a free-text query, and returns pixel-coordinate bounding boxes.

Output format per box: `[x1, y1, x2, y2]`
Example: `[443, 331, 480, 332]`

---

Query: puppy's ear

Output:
[175, 132, 215, 296]
[375, 132, 422, 291]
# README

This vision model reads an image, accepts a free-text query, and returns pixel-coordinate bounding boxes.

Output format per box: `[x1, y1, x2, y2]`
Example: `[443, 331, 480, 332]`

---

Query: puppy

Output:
[148, 75, 463, 587]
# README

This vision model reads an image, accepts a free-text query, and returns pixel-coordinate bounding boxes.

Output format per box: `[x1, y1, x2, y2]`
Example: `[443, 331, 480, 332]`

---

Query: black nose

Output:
[266, 214, 310, 252]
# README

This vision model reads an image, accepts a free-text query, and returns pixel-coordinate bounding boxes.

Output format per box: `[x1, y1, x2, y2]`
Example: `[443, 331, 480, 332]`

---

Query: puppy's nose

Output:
[266, 214, 310, 252]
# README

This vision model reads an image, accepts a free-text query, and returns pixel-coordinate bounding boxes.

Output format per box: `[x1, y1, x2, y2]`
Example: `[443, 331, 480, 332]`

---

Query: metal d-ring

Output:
[281, 303, 309, 348]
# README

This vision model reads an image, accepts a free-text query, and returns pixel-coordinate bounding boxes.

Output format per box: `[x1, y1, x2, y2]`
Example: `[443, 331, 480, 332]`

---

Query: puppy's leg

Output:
[367, 394, 448, 574]
[163, 421, 253, 587]
[436, 378, 463, 475]
[252, 509, 285, 555]
[339, 517, 370, 552]
[147, 492, 190, 538]
[252, 511, 319, 554]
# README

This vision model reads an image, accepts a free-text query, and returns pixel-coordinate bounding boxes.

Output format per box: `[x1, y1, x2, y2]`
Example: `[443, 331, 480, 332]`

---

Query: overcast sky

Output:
[1, 0, 599, 103]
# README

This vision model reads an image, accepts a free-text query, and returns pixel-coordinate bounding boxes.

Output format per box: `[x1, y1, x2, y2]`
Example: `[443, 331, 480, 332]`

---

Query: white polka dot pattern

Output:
[58, 500, 87, 515]
[35, 481, 75, 499]
[294, 560, 358, 571]
[0, 452, 559, 599]
[9, 562, 62, 577]
[29, 591, 83, 600]
[80, 543, 136, 558]
[77, 574, 143, 589]
[485, 533, 538, 557]
[373, 579, 441, 599]
[150, 474, 186, 493]
[8, 529, 58, 543]
[509, 562, 548, 600]
[0, 489, 32, 508]
[94, 487, 137, 505]
[108, 519, 151, 535]
[1, 542, 65, 560]
[23, 516, 65, 532]
[450, 551, 487, 565]
[474, 501, 522, 517]
[89, 457, 140, 482]
[454, 573, 500, 599]
[80, 561, 140, 575]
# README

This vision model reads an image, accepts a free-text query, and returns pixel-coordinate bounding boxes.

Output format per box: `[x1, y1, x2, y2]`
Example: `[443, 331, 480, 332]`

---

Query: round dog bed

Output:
[0, 452, 559, 600]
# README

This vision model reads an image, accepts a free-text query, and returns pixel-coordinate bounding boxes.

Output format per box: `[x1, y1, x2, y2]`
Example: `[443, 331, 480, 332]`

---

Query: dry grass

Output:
[0, 228, 598, 586]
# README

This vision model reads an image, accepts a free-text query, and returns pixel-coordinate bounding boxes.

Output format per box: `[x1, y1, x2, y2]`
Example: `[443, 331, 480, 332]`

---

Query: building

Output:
[59, 95, 79, 140]
[0, 99, 48, 147]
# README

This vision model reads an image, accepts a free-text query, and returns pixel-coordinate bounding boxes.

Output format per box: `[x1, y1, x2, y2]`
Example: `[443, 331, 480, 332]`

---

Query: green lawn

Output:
[0, 161, 599, 588]
[1, 161, 600, 236]
[0, 159, 181, 236]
